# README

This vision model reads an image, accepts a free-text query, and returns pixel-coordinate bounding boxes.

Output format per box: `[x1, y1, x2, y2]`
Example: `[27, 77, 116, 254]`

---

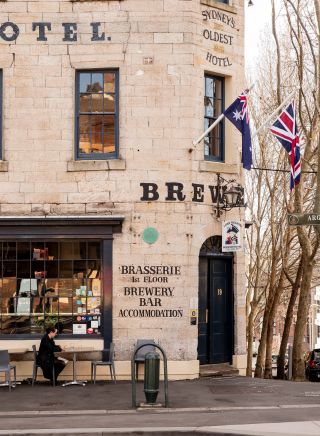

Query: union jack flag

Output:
[270, 101, 301, 190]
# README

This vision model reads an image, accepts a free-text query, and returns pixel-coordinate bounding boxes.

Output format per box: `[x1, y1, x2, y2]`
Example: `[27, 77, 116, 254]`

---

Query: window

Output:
[215, 0, 229, 3]
[204, 75, 225, 161]
[75, 70, 119, 160]
[0, 241, 102, 336]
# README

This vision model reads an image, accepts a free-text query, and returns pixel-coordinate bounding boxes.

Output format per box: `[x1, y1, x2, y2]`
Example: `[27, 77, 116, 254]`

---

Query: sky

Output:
[245, 0, 272, 73]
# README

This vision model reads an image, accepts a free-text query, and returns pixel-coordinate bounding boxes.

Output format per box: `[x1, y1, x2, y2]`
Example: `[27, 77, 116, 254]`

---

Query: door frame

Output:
[198, 248, 234, 365]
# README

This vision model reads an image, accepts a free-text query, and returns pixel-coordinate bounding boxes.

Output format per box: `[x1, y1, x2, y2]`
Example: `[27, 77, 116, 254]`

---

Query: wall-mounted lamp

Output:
[248, 0, 254, 6]
[213, 173, 245, 218]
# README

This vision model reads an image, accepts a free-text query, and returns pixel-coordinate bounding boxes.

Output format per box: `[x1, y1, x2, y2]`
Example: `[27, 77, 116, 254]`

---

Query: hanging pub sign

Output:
[222, 221, 242, 252]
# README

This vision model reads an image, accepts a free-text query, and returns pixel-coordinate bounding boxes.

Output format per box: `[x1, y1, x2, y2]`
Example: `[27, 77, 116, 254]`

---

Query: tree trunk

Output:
[264, 267, 286, 379]
[292, 257, 314, 380]
[277, 259, 302, 379]
[246, 301, 258, 376]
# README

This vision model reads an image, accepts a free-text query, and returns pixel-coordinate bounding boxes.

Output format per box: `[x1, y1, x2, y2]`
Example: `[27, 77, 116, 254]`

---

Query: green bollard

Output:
[144, 351, 160, 404]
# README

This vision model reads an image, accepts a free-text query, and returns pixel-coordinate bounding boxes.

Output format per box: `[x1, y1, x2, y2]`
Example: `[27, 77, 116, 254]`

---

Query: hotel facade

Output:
[0, 0, 247, 380]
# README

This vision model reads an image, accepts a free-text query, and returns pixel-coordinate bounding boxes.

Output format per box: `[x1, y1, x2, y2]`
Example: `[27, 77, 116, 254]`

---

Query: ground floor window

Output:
[0, 240, 102, 336]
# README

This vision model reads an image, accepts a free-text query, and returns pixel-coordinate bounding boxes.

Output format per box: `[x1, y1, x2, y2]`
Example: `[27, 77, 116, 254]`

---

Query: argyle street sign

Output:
[288, 213, 320, 226]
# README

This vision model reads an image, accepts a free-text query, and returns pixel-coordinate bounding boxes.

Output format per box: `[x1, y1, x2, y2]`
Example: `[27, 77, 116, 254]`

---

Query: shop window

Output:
[75, 70, 119, 160]
[204, 74, 225, 161]
[0, 241, 102, 336]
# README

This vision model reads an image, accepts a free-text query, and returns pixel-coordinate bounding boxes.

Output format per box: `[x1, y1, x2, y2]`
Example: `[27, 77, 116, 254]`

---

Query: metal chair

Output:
[134, 339, 156, 381]
[32, 345, 55, 387]
[0, 350, 16, 391]
[91, 342, 116, 384]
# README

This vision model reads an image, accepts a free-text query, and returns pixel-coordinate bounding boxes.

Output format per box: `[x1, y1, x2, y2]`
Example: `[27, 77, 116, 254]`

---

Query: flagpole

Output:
[192, 83, 255, 146]
[192, 113, 224, 146]
[251, 90, 298, 139]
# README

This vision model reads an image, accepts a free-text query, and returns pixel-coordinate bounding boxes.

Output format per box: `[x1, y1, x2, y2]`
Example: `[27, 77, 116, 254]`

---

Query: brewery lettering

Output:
[140, 182, 244, 204]
[124, 287, 174, 297]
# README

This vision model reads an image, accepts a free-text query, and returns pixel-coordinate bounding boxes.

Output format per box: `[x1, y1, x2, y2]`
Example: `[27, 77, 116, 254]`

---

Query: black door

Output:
[198, 257, 233, 364]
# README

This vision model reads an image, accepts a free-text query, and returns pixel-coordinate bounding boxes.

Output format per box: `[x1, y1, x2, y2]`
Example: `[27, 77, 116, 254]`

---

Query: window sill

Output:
[199, 160, 239, 174]
[200, 0, 238, 14]
[67, 159, 126, 172]
[0, 161, 8, 172]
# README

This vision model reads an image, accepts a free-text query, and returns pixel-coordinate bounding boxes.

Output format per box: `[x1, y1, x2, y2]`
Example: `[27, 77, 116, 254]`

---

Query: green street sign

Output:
[288, 213, 320, 226]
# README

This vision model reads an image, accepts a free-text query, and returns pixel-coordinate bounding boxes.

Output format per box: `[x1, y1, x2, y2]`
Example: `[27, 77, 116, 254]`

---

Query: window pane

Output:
[79, 115, 91, 135]
[205, 77, 214, 97]
[3, 242, 16, 260]
[56, 279, 72, 297]
[58, 317, 72, 334]
[17, 261, 30, 279]
[104, 73, 115, 93]
[59, 297, 73, 315]
[74, 242, 87, 260]
[88, 242, 100, 259]
[79, 134, 91, 154]
[79, 73, 91, 93]
[3, 261, 16, 277]
[104, 95, 115, 112]
[46, 260, 59, 278]
[91, 115, 103, 153]
[46, 242, 59, 260]
[205, 97, 213, 117]
[2, 278, 16, 298]
[74, 260, 87, 278]
[17, 242, 30, 260]
[91, 94, 103, 112]
[91, 73, 103, 92]
[60, 242, 73, 260]
[60, 261, 72, 278]
[80, 94, 91, 113]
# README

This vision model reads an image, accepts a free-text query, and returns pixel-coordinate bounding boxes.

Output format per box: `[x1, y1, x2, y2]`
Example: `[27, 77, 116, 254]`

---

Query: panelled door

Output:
[198, 257, 233, 364]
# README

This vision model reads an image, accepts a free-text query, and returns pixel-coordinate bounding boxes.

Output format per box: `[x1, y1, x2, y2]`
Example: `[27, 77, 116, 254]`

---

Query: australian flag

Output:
[270, 101, 301, 190]
[224, 90, 252, 170]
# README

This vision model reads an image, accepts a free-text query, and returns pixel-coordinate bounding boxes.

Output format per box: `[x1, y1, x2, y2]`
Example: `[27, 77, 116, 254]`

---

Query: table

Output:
[60, 347, 94, 387]
[0, 348, 29, 388]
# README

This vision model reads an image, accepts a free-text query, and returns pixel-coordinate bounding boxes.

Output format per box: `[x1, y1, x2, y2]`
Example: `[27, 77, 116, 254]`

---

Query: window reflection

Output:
[77, 70, 118, 158]
[0, 241, 102, 336]
[204, 75, 224, 160]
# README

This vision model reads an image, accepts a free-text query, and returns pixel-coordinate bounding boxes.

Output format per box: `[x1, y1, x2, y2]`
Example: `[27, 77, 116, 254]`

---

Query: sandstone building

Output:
[0, 0, 247, 380]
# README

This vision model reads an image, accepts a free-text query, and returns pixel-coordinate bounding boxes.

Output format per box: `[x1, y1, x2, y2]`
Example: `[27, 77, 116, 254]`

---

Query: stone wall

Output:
[0, 0, 246, 377]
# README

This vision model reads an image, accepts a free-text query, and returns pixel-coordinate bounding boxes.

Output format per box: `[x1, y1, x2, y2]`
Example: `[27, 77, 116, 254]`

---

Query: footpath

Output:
[1, 376, 320, 435]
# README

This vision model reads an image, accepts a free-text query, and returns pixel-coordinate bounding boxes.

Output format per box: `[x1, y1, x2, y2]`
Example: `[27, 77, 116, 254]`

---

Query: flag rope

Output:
[252, 166, 315, 174]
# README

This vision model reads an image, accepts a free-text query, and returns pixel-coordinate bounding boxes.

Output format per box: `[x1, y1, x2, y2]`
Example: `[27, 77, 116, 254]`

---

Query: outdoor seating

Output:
[91, 342, 116, 384]
[0, 350, 16, 391]
[134, 339, 156, 380]
[31, 344, 55, 387]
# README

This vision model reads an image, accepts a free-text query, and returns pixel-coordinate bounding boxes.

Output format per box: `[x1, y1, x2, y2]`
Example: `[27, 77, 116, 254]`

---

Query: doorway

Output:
[198, 236, 233, 364]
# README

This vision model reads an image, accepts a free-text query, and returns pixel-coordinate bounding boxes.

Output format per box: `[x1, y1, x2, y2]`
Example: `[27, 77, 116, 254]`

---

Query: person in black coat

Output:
[37, 326, 65, 383]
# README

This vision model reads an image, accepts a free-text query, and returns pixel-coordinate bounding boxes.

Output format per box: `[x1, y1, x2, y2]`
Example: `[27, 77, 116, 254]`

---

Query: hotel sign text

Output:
[0, 22, 109, 42]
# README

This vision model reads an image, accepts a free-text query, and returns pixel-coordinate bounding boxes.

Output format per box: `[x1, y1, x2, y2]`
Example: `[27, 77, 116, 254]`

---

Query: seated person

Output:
[37, 326, 66, 383]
